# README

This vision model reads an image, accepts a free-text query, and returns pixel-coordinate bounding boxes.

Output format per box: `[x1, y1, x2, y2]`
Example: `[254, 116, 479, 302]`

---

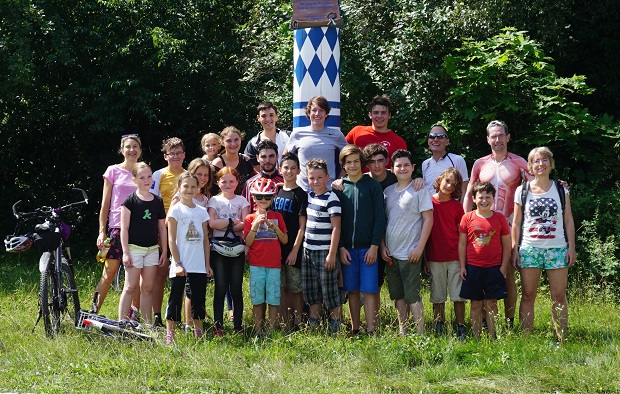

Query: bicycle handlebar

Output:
[12, 188, 89, 220]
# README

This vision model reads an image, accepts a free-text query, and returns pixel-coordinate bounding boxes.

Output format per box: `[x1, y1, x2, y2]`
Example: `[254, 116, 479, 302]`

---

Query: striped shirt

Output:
[304, 190, 341, 250]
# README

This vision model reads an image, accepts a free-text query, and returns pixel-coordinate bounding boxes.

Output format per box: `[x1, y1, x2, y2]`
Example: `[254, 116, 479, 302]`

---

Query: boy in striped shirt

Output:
[302, 159, 343, 333]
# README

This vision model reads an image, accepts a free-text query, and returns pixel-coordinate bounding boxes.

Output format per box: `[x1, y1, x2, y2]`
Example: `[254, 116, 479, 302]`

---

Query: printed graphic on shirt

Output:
[142, 209, 151, 220]
[184, 220, 202, 243]
[527, 197, 558, 239]
[255, 219, 279, 240]
[474, 227, 496, 247]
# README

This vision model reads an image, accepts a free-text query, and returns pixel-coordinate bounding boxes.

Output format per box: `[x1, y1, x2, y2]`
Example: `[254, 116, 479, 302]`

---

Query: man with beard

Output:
[243, 140, 284, 212]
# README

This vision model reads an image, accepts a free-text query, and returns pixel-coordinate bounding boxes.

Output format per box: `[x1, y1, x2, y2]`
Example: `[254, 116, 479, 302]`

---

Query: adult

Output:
[285, 96, 348, 191]
[345, 95, 407, 167]
[421, 124, 469, 197]
[242, 140, 284, 212]
[93, 134, 142, 313]
[244, 102, 290, 172]
[511, 147, 576, 342]
[211, 126, 256, 196]
[462, 120, 530, 325]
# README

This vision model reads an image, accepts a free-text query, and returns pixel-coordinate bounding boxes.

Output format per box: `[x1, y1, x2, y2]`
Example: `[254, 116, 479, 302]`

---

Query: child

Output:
[169, 158, 213, 331]
[272, 152, 307, 331]
[303, 159, 343, 333]
[207, 167, 250, 335]
[335, 145, 385, 335]
[201, 133, 222, 162]
[211, 126, 255, 196]
[426, 167, 466, 338]
[165, 173, 212, 344]
[119, 162, 167, 324]
[382, 149, 433, 335]
[244, 179, 288, 334]
[150, 137, 186, 326]
[459, 181, 511, 339]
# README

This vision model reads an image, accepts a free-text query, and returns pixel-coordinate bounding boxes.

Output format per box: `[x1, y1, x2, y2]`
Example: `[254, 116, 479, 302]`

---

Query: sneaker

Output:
[328, 318, 341, 334]
[457, 325, 466, 341]
[127, 306, 140, 322]
[184, 324, 194, 333]
[153, 314, 164, 328]
[194, 328, 203, 339]
[166, 332, 174, 345]
[399, 328, 410, 336]
[435, 322, 444, 336]
[347, 329, 361, 338]
[213, 329, 224, 337]
[506, 317, 514, 329]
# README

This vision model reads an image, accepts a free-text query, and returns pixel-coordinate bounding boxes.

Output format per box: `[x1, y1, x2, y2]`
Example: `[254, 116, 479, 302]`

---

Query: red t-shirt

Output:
[459, 211, 509, 268]
[426, 196, 464, 262]
[345, 126, 407, 166]
[243, 211, 287, 268]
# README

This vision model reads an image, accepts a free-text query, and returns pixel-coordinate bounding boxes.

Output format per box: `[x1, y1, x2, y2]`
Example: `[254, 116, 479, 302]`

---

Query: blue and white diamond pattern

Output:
[293, 27, 341, 131]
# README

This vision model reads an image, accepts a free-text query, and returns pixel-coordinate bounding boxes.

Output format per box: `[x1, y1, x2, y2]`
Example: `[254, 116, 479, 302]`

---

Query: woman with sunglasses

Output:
[421, 124, 469, 197]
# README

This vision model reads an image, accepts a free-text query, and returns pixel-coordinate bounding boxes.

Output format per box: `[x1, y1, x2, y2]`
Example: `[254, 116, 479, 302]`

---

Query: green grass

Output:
[0, 254, 619, 393]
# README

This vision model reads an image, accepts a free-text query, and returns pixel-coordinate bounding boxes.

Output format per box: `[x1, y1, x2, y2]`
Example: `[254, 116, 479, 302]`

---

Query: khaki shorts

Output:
[429, 260, 465, 303]
[128, 244, 160, 269]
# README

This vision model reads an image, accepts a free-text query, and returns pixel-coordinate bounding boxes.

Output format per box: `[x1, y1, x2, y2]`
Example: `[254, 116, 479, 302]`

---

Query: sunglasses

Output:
[254, 195, 273, 201]
[428, 133, 448, 139]
[122, 133, 140, 138]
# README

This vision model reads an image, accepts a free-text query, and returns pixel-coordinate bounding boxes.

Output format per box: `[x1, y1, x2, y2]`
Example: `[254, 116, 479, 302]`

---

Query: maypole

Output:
[291, 0, 344, 132]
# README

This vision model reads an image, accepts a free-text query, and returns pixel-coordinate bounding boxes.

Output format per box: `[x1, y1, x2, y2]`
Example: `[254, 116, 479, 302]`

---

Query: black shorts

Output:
[459, 265, 507, 301]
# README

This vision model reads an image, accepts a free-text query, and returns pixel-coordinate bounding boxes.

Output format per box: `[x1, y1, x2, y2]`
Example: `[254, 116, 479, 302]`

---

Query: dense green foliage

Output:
[2, 0, 620, 284]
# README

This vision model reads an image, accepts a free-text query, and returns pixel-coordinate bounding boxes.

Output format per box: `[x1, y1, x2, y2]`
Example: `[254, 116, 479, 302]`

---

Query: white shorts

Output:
[429, 260, 466, 303]
[128, 244, 160, 269]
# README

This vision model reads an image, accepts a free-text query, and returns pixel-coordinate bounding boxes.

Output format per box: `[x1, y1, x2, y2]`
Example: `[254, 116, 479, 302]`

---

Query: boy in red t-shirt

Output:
[458, 181, 510, 338]
[244, 179, 288, 335]
[426, 168, 466, 338]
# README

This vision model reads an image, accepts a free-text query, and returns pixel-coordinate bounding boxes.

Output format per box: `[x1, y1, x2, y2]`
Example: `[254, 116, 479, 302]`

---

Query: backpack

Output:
[518, 180, 568, 247]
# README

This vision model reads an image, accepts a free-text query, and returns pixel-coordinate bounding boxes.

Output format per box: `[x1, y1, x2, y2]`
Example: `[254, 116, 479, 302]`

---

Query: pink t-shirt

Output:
[426, 196, 464, 262]
[459, 211, 510, 268]
[103, 165, 136, 228]
[469, 152, 529, 222]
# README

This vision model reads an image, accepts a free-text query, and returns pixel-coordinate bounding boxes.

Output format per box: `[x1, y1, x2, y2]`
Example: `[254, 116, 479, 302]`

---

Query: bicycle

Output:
[4, 188, 88, 337]
[75, 292, 154, 341]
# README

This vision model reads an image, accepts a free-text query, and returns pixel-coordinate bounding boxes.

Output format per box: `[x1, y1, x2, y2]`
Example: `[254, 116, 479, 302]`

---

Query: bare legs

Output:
[520, 267, 568, 341]
[395, 299, 424, 335]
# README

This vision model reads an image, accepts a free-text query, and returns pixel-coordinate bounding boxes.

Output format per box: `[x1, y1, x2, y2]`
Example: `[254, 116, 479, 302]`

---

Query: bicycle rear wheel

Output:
[61, 256, 81, 325]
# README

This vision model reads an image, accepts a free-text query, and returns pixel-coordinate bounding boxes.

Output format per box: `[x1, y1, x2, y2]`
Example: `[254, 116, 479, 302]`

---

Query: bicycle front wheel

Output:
[61, 256, 81, 325]
[38, 268, 53, 337]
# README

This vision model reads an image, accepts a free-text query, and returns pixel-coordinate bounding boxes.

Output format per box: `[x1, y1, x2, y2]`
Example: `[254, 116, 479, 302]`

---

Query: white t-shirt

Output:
[422, 153, 469, 194]
[167, 203, 210, 276]
[515, 183, 568, 249]
[207, 194, 250, 238]
[384, 181, 433, 260]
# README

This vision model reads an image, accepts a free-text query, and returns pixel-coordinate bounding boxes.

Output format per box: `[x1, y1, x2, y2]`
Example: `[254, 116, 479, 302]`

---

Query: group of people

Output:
[93, 94, 576, 343]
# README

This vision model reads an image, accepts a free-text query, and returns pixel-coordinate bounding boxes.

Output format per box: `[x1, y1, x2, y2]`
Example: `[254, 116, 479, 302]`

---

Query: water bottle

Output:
[96, 237, 111, 263]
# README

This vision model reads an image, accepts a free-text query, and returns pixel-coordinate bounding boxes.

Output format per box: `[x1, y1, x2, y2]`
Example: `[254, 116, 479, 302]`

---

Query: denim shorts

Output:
[518, 246, 569, 270]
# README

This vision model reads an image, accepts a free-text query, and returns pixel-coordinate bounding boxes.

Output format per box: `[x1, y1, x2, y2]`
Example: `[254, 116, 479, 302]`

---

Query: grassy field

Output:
[0, 254, 619, 393]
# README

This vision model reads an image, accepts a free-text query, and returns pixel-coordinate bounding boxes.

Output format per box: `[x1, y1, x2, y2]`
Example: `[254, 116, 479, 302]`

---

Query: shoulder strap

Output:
[518, 181, 530, 247]
[555, 180, 569, 243]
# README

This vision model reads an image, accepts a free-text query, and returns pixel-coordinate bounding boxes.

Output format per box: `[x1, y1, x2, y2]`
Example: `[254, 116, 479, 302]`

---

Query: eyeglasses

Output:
[165, 151, 185, 157]
[533, 158, 550, 165]
[428, 133, 448, 139]
[253, 195, 273, 201]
